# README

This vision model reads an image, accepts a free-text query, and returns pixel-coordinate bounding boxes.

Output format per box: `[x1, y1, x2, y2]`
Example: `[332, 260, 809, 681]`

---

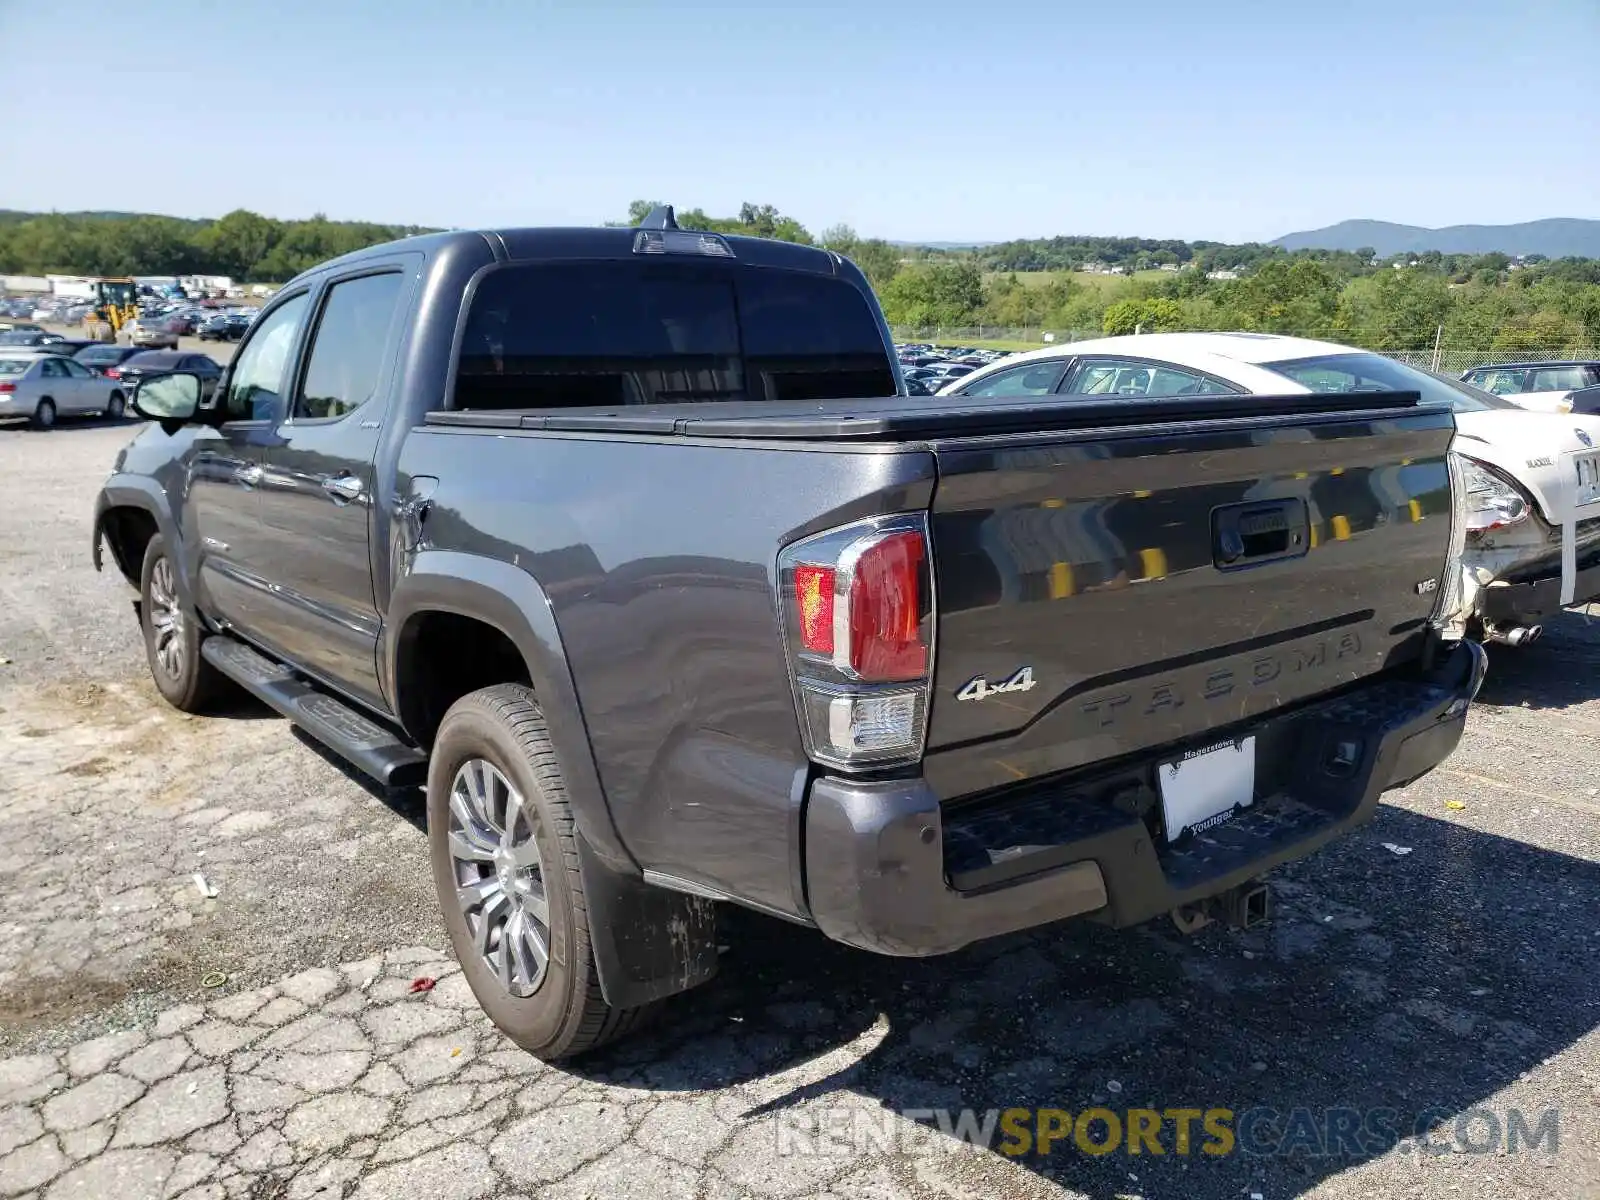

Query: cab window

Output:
[295, 273, 406, 420]
[220, 294, 309, 421]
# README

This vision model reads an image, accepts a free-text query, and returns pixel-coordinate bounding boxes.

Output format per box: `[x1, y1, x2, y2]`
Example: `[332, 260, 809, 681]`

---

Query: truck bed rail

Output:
[423, 390, 1435, 441]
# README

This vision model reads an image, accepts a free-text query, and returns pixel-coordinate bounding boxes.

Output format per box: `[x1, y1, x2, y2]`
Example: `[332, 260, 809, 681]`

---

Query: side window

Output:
[1477, 369, 1526, 395]
[40, 358, 66, 378]
[1531, 366, 1591, 392]
[1065, 358, 1228, 398]
[219, 294, 310, 421]
[958, 361, 1065, 397]
[294, 273, 405, 420]
[61, 359, 92, 378]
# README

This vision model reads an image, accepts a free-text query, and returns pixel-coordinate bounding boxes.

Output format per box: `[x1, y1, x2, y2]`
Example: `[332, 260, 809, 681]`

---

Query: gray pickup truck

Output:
[94, 208, 1486, 1058]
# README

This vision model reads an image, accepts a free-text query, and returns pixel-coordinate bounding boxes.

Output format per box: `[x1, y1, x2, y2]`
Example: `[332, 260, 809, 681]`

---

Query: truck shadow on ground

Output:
[287, 726, 428, 831]
[575, 808, 1596, 1199]
[1475, 608, 1600, 710]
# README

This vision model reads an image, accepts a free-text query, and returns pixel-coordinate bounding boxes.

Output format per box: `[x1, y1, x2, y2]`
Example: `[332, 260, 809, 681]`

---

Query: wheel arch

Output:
[93, 481, 185, 597]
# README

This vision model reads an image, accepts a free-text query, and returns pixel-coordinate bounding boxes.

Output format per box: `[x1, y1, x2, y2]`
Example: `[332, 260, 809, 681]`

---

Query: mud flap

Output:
[575, 832, 720, 1010]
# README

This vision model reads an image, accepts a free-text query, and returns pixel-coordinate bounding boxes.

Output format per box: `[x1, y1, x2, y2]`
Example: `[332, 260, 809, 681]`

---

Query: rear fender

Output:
[385, 551, 719, 1008]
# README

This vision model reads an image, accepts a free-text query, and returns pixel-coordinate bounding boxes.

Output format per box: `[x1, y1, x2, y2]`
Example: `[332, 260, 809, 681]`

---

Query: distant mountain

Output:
[1273, 218, 1600, 258]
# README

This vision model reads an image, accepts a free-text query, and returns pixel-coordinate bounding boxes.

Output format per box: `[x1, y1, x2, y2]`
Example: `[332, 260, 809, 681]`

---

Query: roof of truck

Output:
[289, 225, 843, 286]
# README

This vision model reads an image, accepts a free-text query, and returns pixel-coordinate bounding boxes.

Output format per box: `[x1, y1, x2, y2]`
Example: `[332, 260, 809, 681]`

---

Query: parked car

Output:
[128, 318, 181, 350]
[197, 313, 251, 341]
[109, 351, 224, 401]
[1460, 361, 1600, 414]
[0, 351, 128, 426]
[946, 332, 1600, 641]
[35, 338, 101, 357]
[96, 214, 1482, 1059]
[75, 344, 150, 375]
[0, 331, 57, 348]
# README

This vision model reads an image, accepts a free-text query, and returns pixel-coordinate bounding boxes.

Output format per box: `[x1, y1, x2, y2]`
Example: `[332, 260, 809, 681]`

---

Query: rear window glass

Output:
[1262, 352, 1517, 413]
[454, 261, 893, 409]
[0, 359, 31, 376]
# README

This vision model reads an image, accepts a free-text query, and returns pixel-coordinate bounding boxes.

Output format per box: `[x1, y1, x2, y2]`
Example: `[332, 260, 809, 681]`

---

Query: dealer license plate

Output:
[1576, 452, 1600, 508]
[1158, 737, 1256, 842]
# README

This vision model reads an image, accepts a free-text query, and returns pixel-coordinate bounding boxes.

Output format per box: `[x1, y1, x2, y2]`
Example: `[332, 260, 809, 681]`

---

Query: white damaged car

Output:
[941, 333, 1600, 644]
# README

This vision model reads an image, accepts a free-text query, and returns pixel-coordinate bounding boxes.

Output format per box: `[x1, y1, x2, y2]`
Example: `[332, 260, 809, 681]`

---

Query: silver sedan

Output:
[0, 352, 129, 428]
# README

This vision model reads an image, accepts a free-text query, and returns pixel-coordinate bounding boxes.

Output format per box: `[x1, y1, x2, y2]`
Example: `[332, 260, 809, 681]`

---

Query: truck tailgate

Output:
[923, 400, 1456, 799]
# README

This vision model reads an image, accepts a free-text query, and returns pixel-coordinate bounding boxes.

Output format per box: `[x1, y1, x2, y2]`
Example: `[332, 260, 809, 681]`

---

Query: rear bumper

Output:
[802, 640, 1486, 956]
[1479, 563, 1600, 624]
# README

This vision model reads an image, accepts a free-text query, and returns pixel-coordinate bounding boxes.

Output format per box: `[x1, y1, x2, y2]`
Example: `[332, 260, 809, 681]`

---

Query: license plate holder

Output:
[1576, 452, 1600, 508]
[1158, 737, 1256, 842]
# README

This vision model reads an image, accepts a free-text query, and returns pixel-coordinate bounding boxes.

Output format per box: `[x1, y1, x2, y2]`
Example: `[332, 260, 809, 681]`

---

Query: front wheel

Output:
[139, 534, 224, 712]
[106, 392, 126, 420]
[427, 684, 654, 1060]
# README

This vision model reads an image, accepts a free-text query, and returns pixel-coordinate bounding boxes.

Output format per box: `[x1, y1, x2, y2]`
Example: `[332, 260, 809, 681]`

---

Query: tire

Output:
[139, 534, 224, 712]
[31, 398, 55, 429]
[106, 392, 126, 420]
[428, 684, 653, 1060]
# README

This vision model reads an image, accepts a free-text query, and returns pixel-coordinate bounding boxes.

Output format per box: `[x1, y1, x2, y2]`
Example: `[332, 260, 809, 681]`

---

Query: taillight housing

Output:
[104, 368, 121, 379]
[778, 514, 934, 771]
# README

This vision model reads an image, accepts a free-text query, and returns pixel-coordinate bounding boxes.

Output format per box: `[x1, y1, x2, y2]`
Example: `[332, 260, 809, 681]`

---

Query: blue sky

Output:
[1, 0, 1595, 243]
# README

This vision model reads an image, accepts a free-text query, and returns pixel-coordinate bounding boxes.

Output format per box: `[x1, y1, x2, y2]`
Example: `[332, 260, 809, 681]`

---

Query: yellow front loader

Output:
[86, 278, 140, 341]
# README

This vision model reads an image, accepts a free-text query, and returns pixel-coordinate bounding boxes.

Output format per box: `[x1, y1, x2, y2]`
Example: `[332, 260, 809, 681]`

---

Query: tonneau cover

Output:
[424, 391, 1437, 441]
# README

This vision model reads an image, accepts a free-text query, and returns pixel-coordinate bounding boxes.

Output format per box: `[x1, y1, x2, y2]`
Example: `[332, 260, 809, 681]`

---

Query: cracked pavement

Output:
[1, 422, 1598, 1199]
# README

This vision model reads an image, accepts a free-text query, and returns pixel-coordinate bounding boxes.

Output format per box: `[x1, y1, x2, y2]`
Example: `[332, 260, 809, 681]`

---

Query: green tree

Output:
[1102, 297, 1186, 335]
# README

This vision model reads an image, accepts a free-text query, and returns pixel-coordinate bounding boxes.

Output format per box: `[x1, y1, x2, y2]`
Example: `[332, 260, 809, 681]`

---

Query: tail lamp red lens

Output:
[847, 531, 927, 681]
[0, 383, 13, 393]
[791, 528, 929, 682]
[105, 368, 121, 379]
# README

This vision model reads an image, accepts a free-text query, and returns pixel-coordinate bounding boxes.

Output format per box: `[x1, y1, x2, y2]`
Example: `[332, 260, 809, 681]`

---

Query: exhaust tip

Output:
[1488, 624, 1542, 647]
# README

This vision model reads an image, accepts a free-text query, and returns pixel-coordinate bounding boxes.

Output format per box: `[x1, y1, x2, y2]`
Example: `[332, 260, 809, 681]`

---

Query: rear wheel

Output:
[106, 392, 125, 420]
[428, 684, 653, 1059]
[31, 398, 55, 429]
[139, 534, 224, 712]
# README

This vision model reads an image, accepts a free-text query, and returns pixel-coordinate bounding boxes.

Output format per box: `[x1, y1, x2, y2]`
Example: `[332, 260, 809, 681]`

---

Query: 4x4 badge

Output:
[957, 666, 1037, 702]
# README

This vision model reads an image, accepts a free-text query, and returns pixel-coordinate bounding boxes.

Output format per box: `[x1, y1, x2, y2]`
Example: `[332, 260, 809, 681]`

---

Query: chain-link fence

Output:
[890, 325, 1591, 378]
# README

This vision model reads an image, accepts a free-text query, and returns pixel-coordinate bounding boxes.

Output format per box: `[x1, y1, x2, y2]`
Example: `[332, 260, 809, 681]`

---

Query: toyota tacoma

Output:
[94, 208, 1485, 1058]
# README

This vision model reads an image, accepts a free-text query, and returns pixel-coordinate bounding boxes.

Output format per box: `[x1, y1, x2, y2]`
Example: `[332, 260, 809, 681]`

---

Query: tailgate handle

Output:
[1213, 499, 1309, 569]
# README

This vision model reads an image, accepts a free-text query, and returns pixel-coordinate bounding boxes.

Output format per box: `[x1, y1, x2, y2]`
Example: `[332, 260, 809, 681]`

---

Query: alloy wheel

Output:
[448, 758, 551, 996]
[147, 557, 185, 678]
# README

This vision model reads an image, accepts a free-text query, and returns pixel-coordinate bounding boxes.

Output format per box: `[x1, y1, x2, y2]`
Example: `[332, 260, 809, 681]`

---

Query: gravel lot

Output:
[0, 417, 1596, 1199]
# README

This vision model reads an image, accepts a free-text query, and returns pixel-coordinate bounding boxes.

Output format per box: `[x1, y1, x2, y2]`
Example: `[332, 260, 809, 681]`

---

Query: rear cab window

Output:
[453, 261, 894, 410]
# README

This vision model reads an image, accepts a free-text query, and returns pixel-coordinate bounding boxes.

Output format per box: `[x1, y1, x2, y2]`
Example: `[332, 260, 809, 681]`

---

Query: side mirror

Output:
[133, 372, 202, 423]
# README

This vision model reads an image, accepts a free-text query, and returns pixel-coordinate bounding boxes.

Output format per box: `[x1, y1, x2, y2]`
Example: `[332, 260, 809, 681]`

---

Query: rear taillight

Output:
[104, 368, 121, 379]
[778, 515, 934, 771]
[0, 382, 14, 393]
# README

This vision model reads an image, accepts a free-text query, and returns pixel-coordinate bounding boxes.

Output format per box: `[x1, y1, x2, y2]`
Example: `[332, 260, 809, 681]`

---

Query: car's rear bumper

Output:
[802, 640, 1486, 956]
[1479, 563, 1600, 624]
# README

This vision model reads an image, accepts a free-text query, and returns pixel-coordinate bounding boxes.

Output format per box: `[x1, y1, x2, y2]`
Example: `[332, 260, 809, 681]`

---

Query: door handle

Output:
[236, 463, 263, 488]
[321, 474, 365, 504]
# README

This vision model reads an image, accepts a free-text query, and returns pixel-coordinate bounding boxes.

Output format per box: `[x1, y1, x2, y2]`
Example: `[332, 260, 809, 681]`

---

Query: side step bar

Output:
[201, 635, 428, 788]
